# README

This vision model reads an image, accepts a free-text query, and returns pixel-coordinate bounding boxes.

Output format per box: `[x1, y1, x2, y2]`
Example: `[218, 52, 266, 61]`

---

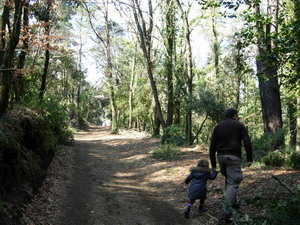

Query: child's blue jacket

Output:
[185, 167, 218, 200]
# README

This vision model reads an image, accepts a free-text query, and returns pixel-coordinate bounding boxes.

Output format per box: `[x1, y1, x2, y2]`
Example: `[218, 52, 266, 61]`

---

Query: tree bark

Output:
[212, 8, 219, 79]
[0, 1, 11, 65]
[128, 43, 137, 129]
[294, 1, 300, 151]
[104, 1, 118, 134]
[0, 0, 23, 115]
[287, 98, 297, 147]
[14, 0, 29, 102]
[132, 0, 166, 130]
[164, 0, 175, 127]
[254, 1, 283, 138]
[172, 0, 193, 145]
[39, 0, 52, 102]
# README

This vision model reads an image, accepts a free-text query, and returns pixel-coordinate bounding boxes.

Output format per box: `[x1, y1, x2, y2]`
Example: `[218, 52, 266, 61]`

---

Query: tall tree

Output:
[82, 0, 119, 133]
[291, 0, 300, 149]
[0, 0, 23, 114]
[131, 0, 166, 134]
[0, 0, 11, 65]
[14, 0, 30, 102]
[172, 0, 194, 145]
[253, 1, 283, 137]
[128, 41, 137, 129]
[162, 0, 176, 126]
[39, 0, 52, 101]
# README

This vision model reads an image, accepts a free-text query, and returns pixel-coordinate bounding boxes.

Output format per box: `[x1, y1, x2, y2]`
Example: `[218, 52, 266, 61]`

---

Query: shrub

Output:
[252, 129, 286, 160]
[290, 152, 300, 169]
[37, 100, 73, 144]
[152, 144, 182, 160]
[266, 187, 300, 225]
[262, 150, 285, 167]
[162, 125, 185, 146]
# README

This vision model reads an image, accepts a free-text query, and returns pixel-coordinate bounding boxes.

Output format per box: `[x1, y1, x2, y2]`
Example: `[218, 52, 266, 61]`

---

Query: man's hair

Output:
[198, 159, 209, 168]
[225, 108, 237, 118]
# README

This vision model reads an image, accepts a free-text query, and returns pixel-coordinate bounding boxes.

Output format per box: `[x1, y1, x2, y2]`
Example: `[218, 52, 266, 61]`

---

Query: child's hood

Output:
[189, 166, 211, 173]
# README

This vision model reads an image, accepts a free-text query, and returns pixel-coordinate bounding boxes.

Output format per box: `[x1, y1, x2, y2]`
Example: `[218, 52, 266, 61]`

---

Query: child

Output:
[183, 159, 218, 219]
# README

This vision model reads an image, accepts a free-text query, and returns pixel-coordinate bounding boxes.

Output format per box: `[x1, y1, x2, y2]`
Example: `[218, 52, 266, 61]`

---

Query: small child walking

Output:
[183, 159, 218, 218]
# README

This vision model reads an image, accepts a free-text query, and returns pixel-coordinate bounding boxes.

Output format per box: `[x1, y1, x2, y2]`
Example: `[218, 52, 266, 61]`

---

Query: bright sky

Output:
[71, 1, 237, 86]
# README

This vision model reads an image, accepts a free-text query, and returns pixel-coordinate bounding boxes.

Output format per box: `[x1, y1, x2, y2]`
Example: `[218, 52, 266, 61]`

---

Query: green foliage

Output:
[192, 89, 227, 123]
[266, 187, 300, 225]
[252, 129, 286, 160]
[162, 125, 185, 146]
[39, 100, 73, 144]
[151, 144, 182, 160]
[252, 129, 300, 169]
[24, 99, 73, 144]
[289, 152, 300, 169]
[262, 150, 285, 167]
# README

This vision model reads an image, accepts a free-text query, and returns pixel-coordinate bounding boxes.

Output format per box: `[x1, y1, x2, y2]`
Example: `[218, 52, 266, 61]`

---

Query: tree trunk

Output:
[294, 2, 300, 152]
[254, 2, 283, 138]
[104, 1, 118, 134]
[212, 9, 219, 79]
[173, 0, 193, 145]
[132, 0, 166, 130]
[14, 0, 29, 102]
[287, 98, 297, 147]
[153, 105, 161, 136]
[234, 41, 243, 110]
[39, 0, 52, 102]
[129, 44, 137, 129]
[81, 0, 118, 133]
[0, 1, 11, 65]
[0, 0, 23, 115]
[164, 0, 175, 127]
[39, 48, 50, 101]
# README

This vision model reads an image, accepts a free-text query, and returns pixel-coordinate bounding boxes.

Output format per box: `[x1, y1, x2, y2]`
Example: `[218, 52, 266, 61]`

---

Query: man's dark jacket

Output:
[209, 118, 253, 168]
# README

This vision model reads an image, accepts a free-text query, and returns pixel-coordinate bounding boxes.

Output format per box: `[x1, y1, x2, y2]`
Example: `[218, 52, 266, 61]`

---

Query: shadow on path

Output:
[60, 126, 189, 225]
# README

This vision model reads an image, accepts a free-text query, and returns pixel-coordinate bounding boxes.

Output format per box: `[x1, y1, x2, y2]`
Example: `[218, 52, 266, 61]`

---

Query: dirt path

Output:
[20, 126, 300, 225]
[60, 126, 188, 225]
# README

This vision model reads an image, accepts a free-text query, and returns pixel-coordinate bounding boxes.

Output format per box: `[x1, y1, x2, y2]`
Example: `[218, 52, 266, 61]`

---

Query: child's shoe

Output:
[198, 204, 207, 212]
[184, 207, 191, 219]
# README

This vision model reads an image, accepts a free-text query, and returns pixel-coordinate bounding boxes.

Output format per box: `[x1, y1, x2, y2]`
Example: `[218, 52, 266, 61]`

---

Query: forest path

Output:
[59, 126, 188, 225]
[20, 126, 300, 225]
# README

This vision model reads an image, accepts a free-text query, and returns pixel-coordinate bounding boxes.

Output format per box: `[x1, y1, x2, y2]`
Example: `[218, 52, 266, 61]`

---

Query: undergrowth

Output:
[266, 186, 300, 225]
[252, 129, 300, 169]
[151, 144, 183, 160]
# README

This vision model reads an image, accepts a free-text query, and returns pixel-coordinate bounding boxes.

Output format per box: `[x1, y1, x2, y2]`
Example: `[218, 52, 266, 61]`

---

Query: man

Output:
[209, 108, 252, 223]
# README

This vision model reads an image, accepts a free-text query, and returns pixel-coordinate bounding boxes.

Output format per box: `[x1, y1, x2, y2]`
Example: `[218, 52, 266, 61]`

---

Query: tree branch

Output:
[272, 175, 296, 195]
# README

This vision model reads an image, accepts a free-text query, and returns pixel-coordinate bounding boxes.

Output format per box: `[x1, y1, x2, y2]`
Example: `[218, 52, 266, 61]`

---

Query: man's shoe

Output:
[220, 212, 232, 223]
[232, 203, 240, 209]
